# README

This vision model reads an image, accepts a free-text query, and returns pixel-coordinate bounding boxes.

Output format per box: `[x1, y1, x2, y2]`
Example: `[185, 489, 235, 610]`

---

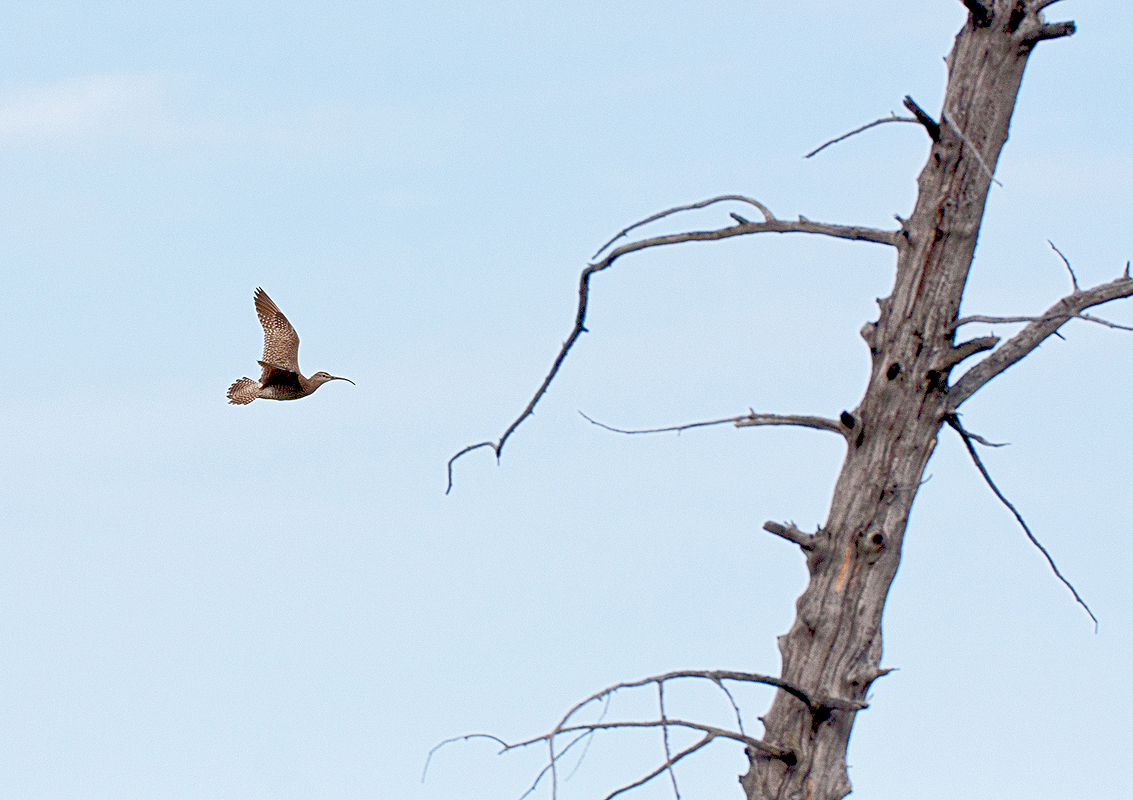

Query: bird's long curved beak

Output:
[331, 376, 356, 385]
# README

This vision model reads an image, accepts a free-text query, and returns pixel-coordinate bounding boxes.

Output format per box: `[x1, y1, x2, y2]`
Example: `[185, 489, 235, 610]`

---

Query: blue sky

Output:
[1, 2, 1131, 799]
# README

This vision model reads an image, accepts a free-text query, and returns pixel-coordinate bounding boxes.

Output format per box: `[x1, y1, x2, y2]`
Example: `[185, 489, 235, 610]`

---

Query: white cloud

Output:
[0, 72, 452, 170]
[0, 73, 169, 147]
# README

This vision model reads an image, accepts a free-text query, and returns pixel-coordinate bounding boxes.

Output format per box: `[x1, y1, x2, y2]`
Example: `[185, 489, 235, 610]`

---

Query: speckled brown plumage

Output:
[227, 288, 354, 404]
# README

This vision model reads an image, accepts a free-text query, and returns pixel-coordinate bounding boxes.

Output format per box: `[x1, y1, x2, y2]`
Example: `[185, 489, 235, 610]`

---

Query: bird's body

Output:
[227, 288, 353, 404]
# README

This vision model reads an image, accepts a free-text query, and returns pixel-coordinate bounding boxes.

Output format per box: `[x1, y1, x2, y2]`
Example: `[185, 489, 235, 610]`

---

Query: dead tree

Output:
[445, 2, 1132, 799]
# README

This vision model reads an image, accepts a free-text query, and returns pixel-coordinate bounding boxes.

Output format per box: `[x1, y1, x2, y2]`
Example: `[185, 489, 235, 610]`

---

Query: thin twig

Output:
[709, 676, 746, 736]
[657, 681, 680, 800]
[962, 429, 1008, 448]
[544, 670, 865, 749]
[592, 195, 775, 259]
[1048, 240, 1078, 290]
[578, 409, 847, 439]
[548, 711, 559, 800]
[804, 114, 918, 158]
[447, 212, 893, 491]
[421, 733, 510, 781]
[944, 414, 1098, 631]
[579, 410, 744, 435]
[518, 731, 595, 800]
[510, 719, 775, 756]
[553, 670, 817, 728]
[604, 736, 714, 800]
[952, 312, 1133, 332]
[562, 692, 611, 782]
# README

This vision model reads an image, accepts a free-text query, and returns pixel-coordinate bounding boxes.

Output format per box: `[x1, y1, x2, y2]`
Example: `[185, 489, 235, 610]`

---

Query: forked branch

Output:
[423, 669, 864, 800]
[948, 271, 1133, 410]
[447, 199, 896, 491]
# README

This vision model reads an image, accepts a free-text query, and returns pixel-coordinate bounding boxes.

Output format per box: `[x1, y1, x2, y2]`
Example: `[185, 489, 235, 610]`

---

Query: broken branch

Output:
[937, 335, 1000, 371]
[961, 0, 992, 27]
[1031, 20, 1076, 42]
[446, 205, 893, 491]
[902, 95, 941, 142]
[763, 521, 816, 550]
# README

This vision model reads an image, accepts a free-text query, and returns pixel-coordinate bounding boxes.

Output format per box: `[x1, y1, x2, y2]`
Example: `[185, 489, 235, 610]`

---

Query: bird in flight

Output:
[227, 287, 354, 404]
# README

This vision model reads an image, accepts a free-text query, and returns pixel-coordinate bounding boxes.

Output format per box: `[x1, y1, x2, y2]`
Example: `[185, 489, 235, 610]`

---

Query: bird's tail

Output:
[227, 377, 259, 405]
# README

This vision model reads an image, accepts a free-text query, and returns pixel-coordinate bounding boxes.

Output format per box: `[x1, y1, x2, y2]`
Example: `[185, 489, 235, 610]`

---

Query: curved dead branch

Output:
[948, 271, 1133, 410]
[592, 195, 775, 259]
[421, 732, 510, 781]
[551, 669, 864, 723]
[446, 202, 896, 492]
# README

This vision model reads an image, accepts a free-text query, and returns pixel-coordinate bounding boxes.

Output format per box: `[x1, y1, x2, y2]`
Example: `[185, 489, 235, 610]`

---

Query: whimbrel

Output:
[227, 288, 354, 404]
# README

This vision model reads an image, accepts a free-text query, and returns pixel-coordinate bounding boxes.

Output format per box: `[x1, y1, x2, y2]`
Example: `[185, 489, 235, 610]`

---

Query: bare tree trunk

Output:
[443, 3, 1133, 798]
[741, 5, 1076, 798]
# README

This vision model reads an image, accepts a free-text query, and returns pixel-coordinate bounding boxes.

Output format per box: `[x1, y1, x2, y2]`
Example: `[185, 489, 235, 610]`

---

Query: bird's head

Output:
[310, 372, 355, 389]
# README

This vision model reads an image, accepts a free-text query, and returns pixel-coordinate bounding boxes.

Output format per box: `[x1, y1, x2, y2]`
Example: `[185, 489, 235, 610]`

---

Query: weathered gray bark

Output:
[740, 4, 1090, 798]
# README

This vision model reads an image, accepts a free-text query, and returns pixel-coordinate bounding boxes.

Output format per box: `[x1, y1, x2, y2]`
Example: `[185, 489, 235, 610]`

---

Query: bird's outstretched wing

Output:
[254, 288, 301, 375]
